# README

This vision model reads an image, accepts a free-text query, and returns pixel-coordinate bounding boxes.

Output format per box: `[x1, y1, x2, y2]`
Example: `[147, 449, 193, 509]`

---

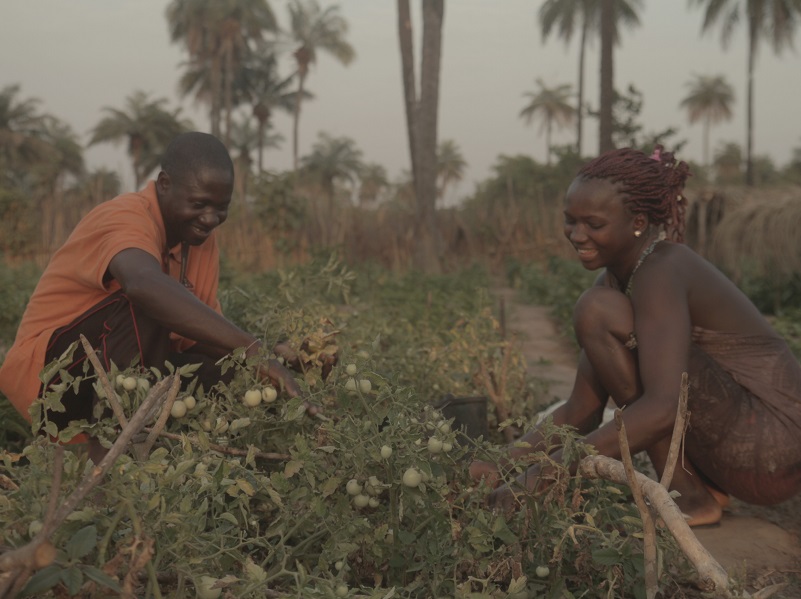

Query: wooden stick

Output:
[578, 455, 730, 594]
[139, 375, 182, 458]
[0, 377, 174, 584]
[142, 428, 290, 461]
[79, 334, 128, 429]
[660, 372, 689, 489]
[614, 410, 659, 599]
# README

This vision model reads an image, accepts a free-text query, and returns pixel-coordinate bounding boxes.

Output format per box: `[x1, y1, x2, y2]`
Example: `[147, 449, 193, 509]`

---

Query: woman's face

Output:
[563, 177, 642, 271]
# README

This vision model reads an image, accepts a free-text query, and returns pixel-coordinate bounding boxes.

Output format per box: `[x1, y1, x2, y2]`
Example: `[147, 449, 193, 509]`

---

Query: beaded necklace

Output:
[624, 238, 662, 296]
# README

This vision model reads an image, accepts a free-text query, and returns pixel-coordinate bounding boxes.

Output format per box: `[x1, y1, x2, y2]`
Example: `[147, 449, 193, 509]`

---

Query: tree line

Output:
[2, 0, 801, 271]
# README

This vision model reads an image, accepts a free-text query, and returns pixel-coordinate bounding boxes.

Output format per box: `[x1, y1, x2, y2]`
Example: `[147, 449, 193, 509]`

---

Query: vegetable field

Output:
[2, 259, 700, 598]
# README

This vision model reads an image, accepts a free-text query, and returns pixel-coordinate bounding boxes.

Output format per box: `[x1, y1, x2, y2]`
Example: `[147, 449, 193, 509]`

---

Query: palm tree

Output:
[167, 0, 277, 144]
[539, 0, 642, 155]
[89, 90, 193, 189]
[680, 74, 735, 173]
[240, 50, 305, 173]
[358, 163, 389, 207]
[398, 0, 446, 273]
[689, 0, 801, 186]
[228, 114, 283, 203]
[714, 141, 744, 184]
[300, 132, 363, 207]
[286, 0, 355, 171]
[520, 79, 576, 165]
[0, 84, 49, 182]
[436, 139, 466, 202]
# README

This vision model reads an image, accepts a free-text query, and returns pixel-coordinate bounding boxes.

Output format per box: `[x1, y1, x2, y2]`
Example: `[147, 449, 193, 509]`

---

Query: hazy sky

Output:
[2, 1, 800, 199]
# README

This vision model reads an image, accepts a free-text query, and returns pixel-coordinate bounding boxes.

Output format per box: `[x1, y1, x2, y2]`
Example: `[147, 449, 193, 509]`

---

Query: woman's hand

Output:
[469, 460, 503, 488]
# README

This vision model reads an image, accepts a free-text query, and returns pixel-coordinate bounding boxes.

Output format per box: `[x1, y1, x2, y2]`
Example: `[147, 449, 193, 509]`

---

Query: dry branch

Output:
[614, 410, 658, 599]
[578, 455, 730, 593]
[0, 376, 175, 598]
[142, 428, 290, 461]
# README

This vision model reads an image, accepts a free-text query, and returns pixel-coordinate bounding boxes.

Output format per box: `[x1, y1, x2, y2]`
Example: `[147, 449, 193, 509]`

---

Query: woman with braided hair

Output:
[470, 146, 801, 527]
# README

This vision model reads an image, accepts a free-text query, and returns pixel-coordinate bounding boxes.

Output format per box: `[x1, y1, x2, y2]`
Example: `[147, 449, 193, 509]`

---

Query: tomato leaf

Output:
[82, 565, 122, 592]
[19, 565, 62, 595]
[65, 524, 97, 560]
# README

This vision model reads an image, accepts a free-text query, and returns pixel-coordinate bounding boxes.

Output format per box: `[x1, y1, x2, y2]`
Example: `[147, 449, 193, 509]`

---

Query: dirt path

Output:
[494, 286, 801, 594]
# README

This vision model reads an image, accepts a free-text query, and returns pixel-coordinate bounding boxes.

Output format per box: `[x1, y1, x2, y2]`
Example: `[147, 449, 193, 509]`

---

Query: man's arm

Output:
[108, 248, 258, 355]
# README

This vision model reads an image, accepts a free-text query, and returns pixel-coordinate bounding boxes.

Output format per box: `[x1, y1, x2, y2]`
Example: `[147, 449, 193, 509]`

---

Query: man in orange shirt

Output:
[0, 132, 300, 454]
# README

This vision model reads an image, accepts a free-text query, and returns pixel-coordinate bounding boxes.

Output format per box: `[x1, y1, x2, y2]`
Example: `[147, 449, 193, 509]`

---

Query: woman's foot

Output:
[675, 487, 723, 528]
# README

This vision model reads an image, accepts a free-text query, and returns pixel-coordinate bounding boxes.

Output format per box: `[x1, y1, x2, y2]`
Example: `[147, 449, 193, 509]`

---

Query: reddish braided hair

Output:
[576, 145, 690, 242]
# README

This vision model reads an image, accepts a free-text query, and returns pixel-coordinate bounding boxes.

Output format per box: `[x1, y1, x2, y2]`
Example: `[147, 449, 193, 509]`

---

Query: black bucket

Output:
[435, 394, 488, 441]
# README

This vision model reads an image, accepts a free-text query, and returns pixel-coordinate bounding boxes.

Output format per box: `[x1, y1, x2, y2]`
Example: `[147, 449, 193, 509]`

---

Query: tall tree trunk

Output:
[292, 61, 308, 173]
[599, 0, 615, 154]
[398, 0, 444, 274]
[398, 0, 419, 186]
[546, 118, 552, 165]
[577, 14, 587, 155]
[224, 48, 234, 147]
[745, 19, 756, 186]
[702, 115, 710, 176]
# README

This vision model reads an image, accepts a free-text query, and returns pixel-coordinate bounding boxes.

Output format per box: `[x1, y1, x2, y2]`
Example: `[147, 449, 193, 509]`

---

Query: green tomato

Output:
[368, 497, 380, 508]
[345, 378, 358, 392]
[170, 400, 187, 419]
[137, 378, 150, 392]
[115, 374, 126, 387]
[335, 584, 349, 598]
[380, 445, 392, 459]
[261, 386, 277, 403]
[536, 565, 550, 578]
[183, 395, 197, 410]
[345, 363, 358, 376]
[352, 493, 370, 508]
[427, 437, 443, 454]
[358, 379, 372, 393]
[122, 376, 137, 391]
[243, 389, 262, 407]
[345, 479, 363, 496]
[442, 441, 453, 453]
[402, 467, 422, 488]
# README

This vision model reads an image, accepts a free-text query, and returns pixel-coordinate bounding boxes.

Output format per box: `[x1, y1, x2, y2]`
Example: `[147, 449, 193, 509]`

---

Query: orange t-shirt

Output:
[0, 181, 223, 420]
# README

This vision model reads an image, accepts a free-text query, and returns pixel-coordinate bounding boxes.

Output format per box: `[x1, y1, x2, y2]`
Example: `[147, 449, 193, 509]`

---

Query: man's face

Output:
[157, 167, 233, 247]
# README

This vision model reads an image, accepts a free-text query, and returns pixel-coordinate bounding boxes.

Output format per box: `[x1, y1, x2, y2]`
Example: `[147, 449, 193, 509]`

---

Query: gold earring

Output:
[634, 230, 642, 238]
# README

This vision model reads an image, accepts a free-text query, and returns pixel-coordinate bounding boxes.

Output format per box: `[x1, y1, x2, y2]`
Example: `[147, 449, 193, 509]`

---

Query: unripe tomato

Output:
[137, 378, 150, 392]
[345, 363, 358, 376]
[380, 445, 393, 459]
[335, 584, 349, 598]
[261, 386, 278, 403]
[442, 441, 453, 453]
[352, 493, 370, 508]
[345, 378, 357, 392]
[402, 467, 422, 488]
[183, 395, 197, 410]
[368, 497, 380, 508]
[536, 565, 550, 578]
[345, 479, 362, 496]
[243, 389, 262, 407]
[438, 420, 451, 435]
[427, 437, 443, 454]
[122, 376, 137, 391]
[115, 374, 126, 387]
[170, 400, 187, 419]
[358, 379, 372, 393]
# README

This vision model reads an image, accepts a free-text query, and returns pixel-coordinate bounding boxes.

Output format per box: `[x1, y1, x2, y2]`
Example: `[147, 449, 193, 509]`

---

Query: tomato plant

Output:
[0, 261, 693, 598]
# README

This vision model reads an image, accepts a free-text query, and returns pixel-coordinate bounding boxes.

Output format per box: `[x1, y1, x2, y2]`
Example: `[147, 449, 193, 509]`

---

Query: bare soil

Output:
[494, 287, 801, 597]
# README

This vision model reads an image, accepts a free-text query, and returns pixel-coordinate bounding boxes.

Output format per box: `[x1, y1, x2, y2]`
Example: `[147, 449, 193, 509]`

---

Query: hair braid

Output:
[576, 145, 690, 242]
